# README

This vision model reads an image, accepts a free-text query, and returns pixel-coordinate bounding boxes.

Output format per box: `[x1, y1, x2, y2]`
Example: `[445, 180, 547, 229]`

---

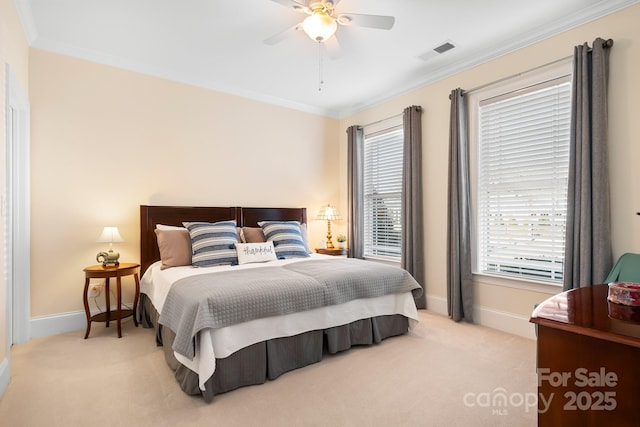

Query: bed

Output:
[138, 205, 423, 402]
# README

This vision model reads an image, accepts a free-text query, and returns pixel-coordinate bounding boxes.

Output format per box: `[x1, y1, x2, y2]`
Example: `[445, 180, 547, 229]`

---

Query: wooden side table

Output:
[83, 263, 140, 339]
[315, 248, 347, 256]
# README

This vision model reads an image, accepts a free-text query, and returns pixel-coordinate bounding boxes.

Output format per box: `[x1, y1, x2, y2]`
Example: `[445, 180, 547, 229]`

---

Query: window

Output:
[470, 63, 572, 283]
[363, 122, 403, 260]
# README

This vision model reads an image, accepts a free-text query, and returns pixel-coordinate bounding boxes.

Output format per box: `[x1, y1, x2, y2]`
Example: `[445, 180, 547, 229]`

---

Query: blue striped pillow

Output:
[258, 221, 310, 259]
[183, 220, 239, 267]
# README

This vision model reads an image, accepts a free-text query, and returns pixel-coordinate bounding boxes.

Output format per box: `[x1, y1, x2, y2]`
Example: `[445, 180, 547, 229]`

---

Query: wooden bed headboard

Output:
[140, 205, 307, 275]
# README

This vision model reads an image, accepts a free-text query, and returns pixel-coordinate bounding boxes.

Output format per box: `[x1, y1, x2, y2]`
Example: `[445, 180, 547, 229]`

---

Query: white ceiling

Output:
[14, 0, 638, 118]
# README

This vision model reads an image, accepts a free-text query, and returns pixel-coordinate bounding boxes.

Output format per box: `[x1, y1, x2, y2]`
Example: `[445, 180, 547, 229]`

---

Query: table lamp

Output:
[96, 226, 124, 266]
[317, 204, 341, 249]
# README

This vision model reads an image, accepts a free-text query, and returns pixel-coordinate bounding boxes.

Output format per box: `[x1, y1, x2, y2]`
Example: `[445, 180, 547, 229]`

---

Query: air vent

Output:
[419, 40, 457, 61]
[434, 41, 456, 54]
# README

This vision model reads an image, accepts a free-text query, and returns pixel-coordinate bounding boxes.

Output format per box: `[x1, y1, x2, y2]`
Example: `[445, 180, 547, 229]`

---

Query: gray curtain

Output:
[447, 89, 473, 322]
[563, 38, 614, 291]
[347, 125, 364, 259]
[402, 106, 426, 309]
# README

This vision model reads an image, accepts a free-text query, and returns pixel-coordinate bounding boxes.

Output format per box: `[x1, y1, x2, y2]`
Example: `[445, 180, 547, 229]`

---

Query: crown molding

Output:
[12, 0, 38, 45]
[15, 0, 640, 119]
[335, 0, 640, 118]
[31, 36, 335, 117]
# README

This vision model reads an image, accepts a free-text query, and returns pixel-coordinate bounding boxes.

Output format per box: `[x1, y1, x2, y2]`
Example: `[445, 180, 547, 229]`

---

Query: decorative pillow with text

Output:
[235, 241, 278, 265]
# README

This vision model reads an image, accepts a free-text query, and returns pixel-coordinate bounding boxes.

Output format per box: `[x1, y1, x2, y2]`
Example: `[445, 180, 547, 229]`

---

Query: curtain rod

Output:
[361, 113, 403, 128]
[449, 38, 614, 99]
[360, 106, 422, 128]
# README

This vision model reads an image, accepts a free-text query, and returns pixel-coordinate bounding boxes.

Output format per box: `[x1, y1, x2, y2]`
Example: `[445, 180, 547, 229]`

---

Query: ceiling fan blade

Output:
[336, 13, 395, 30]
[264, 24, 302, 45]
[269, 0, 309, 12]
[324, 35, 342, 59]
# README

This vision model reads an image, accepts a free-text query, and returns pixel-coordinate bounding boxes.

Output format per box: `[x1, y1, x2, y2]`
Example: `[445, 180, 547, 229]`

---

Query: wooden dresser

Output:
[530, 284, 640, 426]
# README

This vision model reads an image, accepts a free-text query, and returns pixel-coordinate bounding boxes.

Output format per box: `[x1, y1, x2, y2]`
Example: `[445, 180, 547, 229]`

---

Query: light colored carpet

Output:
[0, 311, 537, 426]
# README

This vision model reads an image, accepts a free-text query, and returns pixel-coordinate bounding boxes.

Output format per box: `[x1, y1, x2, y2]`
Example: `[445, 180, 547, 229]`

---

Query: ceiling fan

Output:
[264, 0, 395, 52]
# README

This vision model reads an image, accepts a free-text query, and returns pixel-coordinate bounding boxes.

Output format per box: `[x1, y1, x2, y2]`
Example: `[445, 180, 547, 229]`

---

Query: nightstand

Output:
[315, 248, 347, 256]
[83, 262, 140, 339]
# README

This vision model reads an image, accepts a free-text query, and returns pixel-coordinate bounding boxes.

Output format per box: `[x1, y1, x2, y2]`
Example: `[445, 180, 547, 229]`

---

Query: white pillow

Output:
[300, 223, 312, 254]
[235, 242, 277, 265]
[156, 224, 185, 230]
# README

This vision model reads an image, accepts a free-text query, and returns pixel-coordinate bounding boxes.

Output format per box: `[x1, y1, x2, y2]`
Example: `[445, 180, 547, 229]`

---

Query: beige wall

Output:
[339, 5, 640, 328]
[29, 49, 340, 317]
[1, 0, 30, 365]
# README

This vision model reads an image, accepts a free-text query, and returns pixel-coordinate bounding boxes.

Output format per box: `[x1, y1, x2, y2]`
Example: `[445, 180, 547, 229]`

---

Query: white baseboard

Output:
[425, 294, 536, 340]
[0, 357, 10, 398]
[30, 302, 137, 338]
[473, 304, 537, 340]
[30, 311, 86, 338]
[425, 294, 449, 316]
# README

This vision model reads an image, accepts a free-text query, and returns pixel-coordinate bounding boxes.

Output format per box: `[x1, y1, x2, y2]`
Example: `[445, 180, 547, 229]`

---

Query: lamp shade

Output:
[96, 226, 124, 243]
[317, 204, 341, 221]
[302, 12, 337, 42]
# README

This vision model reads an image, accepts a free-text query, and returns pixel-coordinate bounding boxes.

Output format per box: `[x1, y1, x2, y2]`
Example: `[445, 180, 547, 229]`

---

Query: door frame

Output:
[5, 64, 31, 346]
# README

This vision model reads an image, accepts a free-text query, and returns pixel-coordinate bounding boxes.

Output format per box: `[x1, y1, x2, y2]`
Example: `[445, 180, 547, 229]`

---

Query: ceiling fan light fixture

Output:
[302, 12, 337, 42]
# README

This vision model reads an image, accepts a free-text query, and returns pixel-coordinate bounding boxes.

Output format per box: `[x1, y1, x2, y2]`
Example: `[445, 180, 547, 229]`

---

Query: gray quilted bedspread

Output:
[159, 258, 423, 360]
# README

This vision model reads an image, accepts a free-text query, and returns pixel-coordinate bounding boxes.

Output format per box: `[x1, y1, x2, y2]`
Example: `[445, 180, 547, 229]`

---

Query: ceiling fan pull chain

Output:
[318, 42, 324, 92]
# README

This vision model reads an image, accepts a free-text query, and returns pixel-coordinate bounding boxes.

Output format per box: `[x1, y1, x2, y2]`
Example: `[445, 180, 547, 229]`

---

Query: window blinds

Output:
[363, 125, 403, 259]
[477, 78, 571, 281]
